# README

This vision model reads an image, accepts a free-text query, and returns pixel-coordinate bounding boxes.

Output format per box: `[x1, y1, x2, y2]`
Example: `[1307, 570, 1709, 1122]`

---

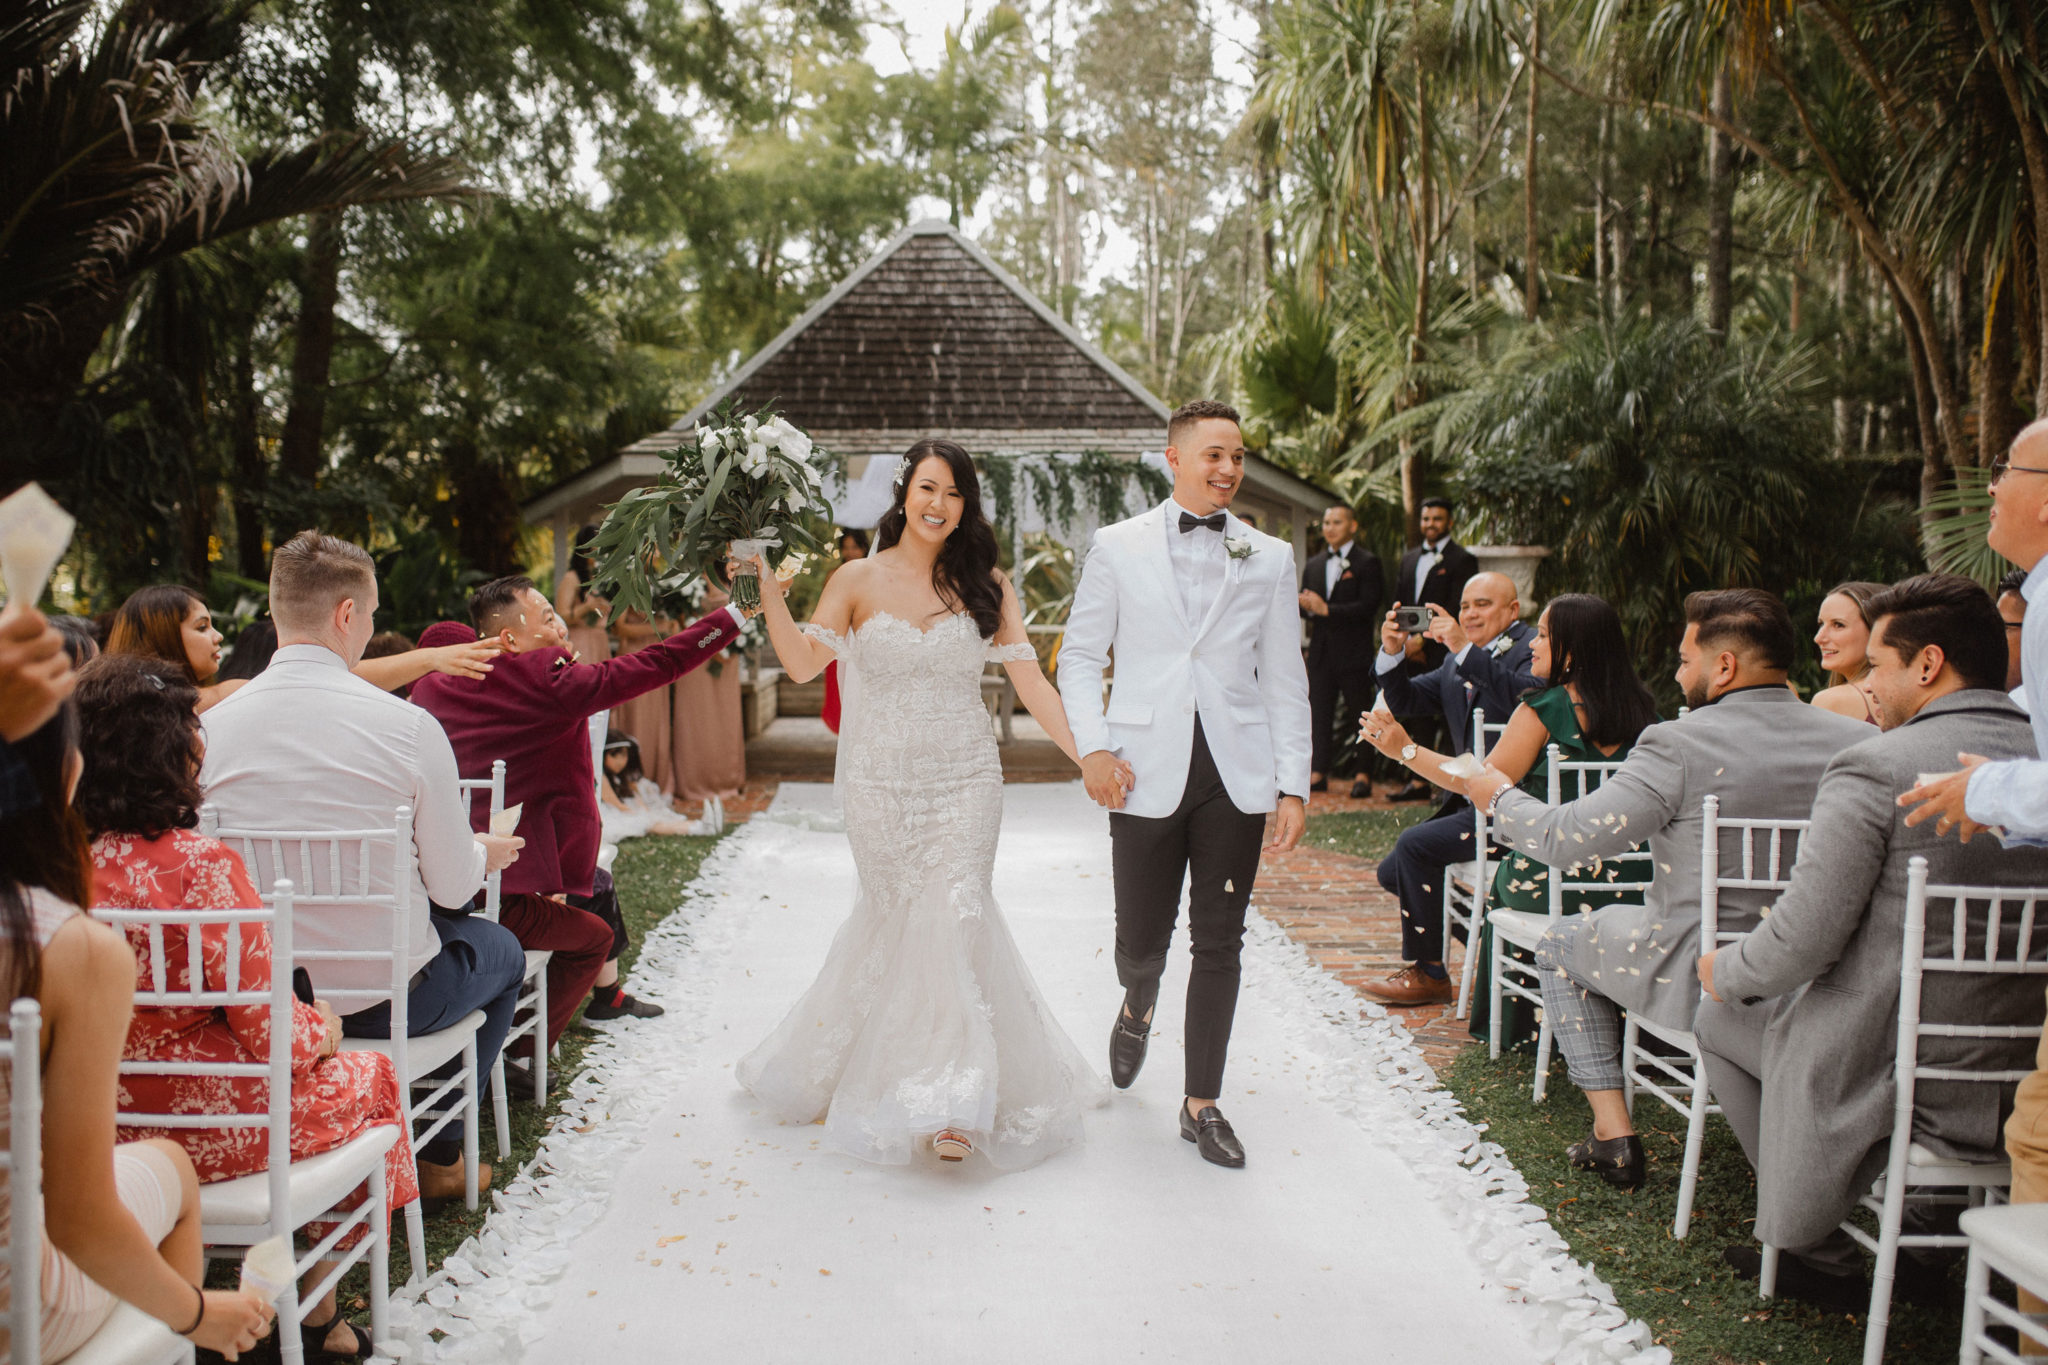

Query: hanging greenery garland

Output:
[974, 449, 1170, 533]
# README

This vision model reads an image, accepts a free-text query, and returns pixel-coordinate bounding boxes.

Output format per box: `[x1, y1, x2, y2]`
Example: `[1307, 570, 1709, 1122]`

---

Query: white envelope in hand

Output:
[491, 803, 523, 837]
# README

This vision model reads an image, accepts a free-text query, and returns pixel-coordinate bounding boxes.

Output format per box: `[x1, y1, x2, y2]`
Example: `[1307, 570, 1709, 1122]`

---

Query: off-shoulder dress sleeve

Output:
[986, 640, 1038, 664]
[800, 622, 848, 655]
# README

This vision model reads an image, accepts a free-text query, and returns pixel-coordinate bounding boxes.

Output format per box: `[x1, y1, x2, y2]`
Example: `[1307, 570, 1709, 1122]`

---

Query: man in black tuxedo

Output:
[1385, 497, 1481, 800]
[1299, 505, 1384, 798]
[1360, 572, 1540, 1006]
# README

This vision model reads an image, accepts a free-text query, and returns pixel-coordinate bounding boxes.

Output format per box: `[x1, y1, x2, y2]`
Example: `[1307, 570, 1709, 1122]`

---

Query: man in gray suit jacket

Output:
[1698, 575, 2048, 1309]
[1463, 589, 1869, 1190]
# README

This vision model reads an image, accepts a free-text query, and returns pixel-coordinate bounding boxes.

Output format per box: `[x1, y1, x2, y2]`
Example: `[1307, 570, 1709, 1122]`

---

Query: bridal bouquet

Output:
[586, 403, 834, 615]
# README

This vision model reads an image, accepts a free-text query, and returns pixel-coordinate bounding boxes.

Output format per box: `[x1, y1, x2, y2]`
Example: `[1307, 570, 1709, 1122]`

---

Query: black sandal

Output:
[300, 1313, 373, 1362]
[1566, 1129, 1646, 1191]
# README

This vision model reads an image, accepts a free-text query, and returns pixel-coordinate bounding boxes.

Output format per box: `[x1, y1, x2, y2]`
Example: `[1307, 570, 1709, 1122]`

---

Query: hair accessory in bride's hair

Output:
[892, 454, 913, 490]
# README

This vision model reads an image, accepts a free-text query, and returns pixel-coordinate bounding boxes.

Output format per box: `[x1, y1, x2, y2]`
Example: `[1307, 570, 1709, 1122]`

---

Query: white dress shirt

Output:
[201, 644, 488, 992]
[1165, 497, 1228, 629]
[1324, 541, 1352, 597]
[1967, 558, 2048, 839]
[1413, 538, 1447, 602]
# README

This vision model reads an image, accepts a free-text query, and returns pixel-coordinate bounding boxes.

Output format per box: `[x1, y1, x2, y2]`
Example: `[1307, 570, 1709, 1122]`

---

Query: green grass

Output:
[1438, 1046, 1967, 1364]
[260, 832, 726, 1310]
[1304, 805, 1431, 861]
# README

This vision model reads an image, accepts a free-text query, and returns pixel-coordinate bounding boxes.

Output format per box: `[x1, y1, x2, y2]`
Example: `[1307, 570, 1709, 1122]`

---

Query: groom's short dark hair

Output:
[1168, 399, 1242, 447]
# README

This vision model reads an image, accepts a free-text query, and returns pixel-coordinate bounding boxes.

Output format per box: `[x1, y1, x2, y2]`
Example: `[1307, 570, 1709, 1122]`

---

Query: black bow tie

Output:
[1178, 511, 1226, 534]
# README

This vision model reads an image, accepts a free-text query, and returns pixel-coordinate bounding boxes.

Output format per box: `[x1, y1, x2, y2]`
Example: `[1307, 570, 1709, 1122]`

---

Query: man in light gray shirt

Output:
[203, 532, 527, 1201]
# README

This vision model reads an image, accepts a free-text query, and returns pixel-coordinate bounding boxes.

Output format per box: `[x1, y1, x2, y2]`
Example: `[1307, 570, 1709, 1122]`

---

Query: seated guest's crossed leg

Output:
[1533, 921, 1644, 1190]
[341, 912, 526, 1198]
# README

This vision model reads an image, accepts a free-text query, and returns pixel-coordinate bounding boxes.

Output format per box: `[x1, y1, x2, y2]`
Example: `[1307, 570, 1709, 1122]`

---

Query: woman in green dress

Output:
[1361, 595, 1660, 1038]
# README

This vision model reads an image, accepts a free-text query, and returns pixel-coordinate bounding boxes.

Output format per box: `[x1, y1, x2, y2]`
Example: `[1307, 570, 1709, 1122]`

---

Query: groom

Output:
[1058, 399, 1313, 1169]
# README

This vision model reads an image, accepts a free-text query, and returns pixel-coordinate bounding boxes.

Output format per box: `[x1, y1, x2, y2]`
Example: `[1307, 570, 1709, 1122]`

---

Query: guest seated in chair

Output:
[1696, 574, 2048, 1310]
[410, 574, 745, 1034]
[200, 532, 529, 1207]
[1458, 588, 1867, 1190]
[76, 655, 416, 1361]
[1359, 571, 1539, 1007]
[1361, 595, 1657, 1035]
[1, 702, 274, 1360]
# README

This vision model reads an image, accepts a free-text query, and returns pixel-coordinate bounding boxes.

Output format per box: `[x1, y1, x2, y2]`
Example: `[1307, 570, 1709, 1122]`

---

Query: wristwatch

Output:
[1399, 742, 1418, 763]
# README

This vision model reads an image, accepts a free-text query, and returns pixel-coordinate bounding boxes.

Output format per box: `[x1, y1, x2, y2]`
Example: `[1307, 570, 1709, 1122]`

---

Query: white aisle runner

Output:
[393, 783, 1668, 1365]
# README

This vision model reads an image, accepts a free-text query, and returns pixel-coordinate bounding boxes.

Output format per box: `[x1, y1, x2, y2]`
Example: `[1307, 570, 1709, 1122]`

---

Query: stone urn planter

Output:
[1469, 545, 1551, 613]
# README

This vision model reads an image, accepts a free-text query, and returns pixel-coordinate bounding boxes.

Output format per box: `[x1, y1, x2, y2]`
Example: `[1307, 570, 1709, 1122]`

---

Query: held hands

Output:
[1898, 754, 1994, 843]
[1081, 750, 1136, 810]
[1297, 589, 1329, 617]
[1265, 796, 1306, 854]
[0, 602, 75, 742]
[429, 639, 502, 680]
[192, 1288, 275, 1359]
[476, 832, 524, 873]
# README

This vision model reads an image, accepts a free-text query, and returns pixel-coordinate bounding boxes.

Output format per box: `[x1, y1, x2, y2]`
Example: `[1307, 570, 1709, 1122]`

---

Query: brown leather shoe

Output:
[417, 1156, 493, 1208]
[1358, 964, 1455, 1007]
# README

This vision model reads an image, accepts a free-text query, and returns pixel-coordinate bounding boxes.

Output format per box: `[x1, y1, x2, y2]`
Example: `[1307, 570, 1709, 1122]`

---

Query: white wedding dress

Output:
[736, 611, 1107, 1170]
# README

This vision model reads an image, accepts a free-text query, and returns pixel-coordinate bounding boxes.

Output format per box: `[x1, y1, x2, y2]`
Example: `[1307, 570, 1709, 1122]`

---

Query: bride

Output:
[737, 437, 1116, 1170]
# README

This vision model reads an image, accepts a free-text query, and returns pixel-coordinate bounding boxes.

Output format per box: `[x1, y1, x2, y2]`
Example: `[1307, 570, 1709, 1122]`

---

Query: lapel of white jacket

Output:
[1141, 504, 1194, 638]
[1192, 512, 1249, 643]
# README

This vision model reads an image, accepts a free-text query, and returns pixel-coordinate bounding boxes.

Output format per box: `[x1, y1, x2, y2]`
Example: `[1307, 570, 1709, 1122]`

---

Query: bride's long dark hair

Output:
[873, 438, 1004, 638]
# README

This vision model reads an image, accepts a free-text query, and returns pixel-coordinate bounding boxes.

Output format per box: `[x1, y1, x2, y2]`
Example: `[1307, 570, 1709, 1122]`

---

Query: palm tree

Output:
[0, 0, 469, 483]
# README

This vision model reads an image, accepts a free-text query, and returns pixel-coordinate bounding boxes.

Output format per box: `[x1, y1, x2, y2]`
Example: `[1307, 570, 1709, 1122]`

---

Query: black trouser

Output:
[1307, 663, 1376, 779]
[1108, 719, 1266, 1099]
[1375, 799, 1477, 963]
[564, 866, 629, 960]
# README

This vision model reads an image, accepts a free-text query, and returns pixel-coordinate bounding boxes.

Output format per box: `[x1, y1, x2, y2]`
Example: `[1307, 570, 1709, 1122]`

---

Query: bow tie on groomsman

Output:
[1179, 511, 1227, 534]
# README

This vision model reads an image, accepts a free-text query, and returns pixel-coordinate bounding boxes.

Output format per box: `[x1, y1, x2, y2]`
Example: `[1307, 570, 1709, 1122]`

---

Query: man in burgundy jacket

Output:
[411, 574, 745, 1044]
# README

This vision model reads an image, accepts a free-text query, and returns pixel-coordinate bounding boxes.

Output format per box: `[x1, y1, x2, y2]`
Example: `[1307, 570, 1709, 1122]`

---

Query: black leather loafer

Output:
[1721, 1245, 1869, 1313]
[1566, 1129, 1645, 1191]
[1109, 1007, 1150, 1089]
[1180, 1104, 1246, 1168]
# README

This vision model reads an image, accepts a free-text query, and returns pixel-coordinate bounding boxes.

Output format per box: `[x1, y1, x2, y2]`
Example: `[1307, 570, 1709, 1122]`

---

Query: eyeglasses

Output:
[1990, 457, 2048, 483]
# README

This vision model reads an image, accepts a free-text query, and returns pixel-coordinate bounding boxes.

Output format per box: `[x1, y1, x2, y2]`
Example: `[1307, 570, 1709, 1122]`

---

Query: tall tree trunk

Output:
[1967, 0, 2048, 411]
[1833, 258, 1854, 456]
[1522, 4, 1541, 322]
[276, 207, 344, 487]
[1981, 262, 2021, 466]
[230, 333, 267, 579]
[1705, 63, 1734, 336]
[1595, 69, 1612, 318]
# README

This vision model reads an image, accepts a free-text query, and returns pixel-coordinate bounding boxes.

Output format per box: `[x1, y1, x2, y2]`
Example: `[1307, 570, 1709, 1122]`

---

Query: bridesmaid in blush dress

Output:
[609, 608, 676, 797]
[554, 525, 614, 667]
[672, 579, 746, 805]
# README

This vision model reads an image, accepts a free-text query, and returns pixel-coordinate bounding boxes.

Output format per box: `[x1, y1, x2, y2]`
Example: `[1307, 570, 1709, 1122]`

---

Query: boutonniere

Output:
[1223, 534, 1255, 582]
[1487, 634, 1515, 659]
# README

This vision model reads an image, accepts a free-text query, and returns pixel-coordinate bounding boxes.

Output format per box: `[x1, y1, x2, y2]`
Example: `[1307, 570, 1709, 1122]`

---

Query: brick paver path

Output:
[1254, 799, 1480, 1074]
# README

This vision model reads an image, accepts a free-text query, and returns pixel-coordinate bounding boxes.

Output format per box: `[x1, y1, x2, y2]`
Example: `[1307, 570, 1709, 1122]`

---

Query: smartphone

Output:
[1393, 605, 1433, 633]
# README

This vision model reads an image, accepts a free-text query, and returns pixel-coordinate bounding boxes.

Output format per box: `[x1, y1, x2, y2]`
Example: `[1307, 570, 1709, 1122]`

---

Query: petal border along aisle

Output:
[381, 794, 1670, 1365]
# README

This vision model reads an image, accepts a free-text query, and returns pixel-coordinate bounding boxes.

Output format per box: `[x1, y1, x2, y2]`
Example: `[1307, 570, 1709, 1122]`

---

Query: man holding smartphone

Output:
[1360, 572, 1539, 1007]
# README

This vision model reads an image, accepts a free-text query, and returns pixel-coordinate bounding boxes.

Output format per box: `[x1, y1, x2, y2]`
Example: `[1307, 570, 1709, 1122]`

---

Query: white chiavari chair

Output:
[1487, 745, 1654, 1102]
[1760, 857, 2048, 1365]
[202, 806, 482, 1285]
[455, 760, 549, 1157]
[1441, 709, 1511, 1020]
[104, 886, 395, 1365]
[1621, 796, 1806, 1238]
[8, 999, 192, 1365]
[1960, 1201, 2048, 1362]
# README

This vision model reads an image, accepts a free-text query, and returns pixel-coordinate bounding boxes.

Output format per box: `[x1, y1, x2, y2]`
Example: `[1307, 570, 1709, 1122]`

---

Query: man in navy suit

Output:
[1300, 505, 1384, 797]
[1362, 571, 1540, 1006]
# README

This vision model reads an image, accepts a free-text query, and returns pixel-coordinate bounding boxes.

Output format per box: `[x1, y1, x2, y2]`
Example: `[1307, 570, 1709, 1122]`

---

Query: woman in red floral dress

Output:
[73, 655, 416, 1362]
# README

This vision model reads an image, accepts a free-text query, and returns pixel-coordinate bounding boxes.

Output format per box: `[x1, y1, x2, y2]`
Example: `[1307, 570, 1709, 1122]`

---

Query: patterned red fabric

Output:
[92, 830, 419, 1242]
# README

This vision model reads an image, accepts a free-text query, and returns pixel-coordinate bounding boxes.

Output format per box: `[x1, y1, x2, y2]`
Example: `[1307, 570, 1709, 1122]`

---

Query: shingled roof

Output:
[672, 219, 1167, 434]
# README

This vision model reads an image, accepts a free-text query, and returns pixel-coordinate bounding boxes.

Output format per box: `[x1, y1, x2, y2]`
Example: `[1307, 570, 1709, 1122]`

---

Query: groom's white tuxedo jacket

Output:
[1058, 501, 1313, 820]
